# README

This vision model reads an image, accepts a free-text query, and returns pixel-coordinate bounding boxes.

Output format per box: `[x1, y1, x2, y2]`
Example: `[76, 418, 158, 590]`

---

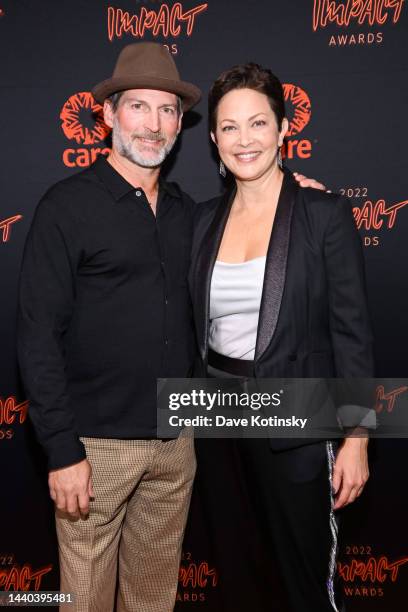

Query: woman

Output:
[189, 63, 374, 611]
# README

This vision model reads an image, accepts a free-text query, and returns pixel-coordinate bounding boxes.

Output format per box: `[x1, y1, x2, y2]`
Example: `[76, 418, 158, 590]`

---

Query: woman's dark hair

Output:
[208, 62, 286, 133]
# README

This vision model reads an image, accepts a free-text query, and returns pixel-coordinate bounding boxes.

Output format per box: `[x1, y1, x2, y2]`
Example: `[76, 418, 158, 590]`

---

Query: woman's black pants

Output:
[239, 436, 345, 612]
[200, 358, 345, 611]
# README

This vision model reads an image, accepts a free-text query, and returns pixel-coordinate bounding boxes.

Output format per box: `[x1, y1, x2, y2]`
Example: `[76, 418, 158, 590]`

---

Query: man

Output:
[17, 42, 325, 611]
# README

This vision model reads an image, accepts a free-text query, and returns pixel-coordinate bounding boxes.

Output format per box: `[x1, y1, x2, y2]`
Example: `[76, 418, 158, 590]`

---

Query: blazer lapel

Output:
[254, 169, 298, 361]
[194, 187, 236, 363]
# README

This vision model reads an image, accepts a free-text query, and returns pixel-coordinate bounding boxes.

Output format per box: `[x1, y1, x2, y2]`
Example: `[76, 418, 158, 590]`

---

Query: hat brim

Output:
[92, 75, 201, 111]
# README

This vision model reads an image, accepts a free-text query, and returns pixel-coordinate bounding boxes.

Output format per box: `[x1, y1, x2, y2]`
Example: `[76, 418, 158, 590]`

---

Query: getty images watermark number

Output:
[0, 592, 74, 606]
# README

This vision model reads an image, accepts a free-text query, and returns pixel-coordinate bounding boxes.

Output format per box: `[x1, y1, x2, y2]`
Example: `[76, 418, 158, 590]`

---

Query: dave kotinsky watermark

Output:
[157, 378, 408, 439]
[167, 388, 307, 429]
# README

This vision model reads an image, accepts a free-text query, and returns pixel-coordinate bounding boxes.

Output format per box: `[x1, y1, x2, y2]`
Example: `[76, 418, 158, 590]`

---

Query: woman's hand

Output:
[332, 437, 369, 510]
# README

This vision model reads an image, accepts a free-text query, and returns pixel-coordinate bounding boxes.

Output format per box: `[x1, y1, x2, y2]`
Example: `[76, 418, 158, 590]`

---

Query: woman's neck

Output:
[234, 165, 284, 212]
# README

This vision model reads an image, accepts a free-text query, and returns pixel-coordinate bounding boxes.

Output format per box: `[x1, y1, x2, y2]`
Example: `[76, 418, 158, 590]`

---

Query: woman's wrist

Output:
[343, 427, 369, 445]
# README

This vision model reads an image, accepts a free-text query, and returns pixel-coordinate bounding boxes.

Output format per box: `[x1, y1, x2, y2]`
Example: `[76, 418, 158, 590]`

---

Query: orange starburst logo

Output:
[283, 84, 312, 137]
[60, 92, 110, 145]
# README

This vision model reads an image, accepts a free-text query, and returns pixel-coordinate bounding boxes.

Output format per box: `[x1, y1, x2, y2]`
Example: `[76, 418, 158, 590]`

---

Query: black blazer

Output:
[189, 169, 375, 449]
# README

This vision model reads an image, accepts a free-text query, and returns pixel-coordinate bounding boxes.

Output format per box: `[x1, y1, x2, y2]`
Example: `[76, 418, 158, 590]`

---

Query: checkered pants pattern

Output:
[55, 432, 196, 612]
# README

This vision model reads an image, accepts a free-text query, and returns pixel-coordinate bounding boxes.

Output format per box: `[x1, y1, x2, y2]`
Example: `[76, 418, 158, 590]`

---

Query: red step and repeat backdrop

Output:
[1, 1, 407, 610]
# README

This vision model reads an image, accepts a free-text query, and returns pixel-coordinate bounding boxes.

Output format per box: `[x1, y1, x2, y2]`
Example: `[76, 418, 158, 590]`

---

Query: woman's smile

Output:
[234, 151, 262, 162]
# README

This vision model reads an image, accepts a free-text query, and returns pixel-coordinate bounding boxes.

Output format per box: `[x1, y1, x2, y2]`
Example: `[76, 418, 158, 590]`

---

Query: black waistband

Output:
[208, 349, 254, 377]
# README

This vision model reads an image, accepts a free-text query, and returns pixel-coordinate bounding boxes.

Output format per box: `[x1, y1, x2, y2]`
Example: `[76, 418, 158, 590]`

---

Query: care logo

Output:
[340, 187, 408, 246]
[0, 397, 29, 441]
[107, 2, 208, 53]
[0, 215, 22, 243]
[60, 92, 111, 168]
[177, 552, 218, 603]
[61, 92, 110, 145]
[282, 84, 313, 161]
[313, 0, 405, 47]
[339, 545, 408, 598]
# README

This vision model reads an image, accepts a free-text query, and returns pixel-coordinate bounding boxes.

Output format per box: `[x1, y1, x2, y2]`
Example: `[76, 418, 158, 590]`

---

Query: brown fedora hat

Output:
[92, 42, 201, 111]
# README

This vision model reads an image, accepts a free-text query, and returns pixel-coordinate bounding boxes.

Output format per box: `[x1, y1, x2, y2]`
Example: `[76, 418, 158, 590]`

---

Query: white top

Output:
[209, 256, 266, 360]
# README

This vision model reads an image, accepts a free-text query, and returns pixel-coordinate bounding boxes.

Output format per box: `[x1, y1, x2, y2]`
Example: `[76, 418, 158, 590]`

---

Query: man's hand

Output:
[49, 459, 94, 519]
[332, 437, 369, 510]
[293, 172, 328, 192]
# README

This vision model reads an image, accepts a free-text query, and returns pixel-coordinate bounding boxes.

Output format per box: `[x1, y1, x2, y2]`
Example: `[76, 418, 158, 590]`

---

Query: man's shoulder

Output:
[35, 166, 104, 219]
[44, 166, 100, 200]
[162, 180, 196, 208]
[197, 195, 223, 210]
[195, 194, 223, 219]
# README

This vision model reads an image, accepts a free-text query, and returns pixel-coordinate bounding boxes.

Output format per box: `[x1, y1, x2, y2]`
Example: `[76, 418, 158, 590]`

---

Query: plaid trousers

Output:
[55, 432, 196, 612]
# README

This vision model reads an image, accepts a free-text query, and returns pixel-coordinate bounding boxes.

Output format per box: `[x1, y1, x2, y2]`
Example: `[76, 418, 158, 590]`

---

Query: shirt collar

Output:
[91, 154, 181, 201]
[159, 176, 181, 199]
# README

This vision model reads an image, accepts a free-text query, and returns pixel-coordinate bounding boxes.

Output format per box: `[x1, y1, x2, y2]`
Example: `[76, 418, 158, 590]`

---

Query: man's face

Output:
[104, 89, 182, 168]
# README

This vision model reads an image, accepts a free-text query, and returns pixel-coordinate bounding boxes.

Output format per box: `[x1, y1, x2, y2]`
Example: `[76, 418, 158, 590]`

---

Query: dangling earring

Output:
[219, 160, 227, 178]
[277, 146, 283, 169]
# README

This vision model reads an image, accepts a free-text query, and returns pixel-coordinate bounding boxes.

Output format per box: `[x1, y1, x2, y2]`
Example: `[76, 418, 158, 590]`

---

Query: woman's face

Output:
[211, 88, 288, 182]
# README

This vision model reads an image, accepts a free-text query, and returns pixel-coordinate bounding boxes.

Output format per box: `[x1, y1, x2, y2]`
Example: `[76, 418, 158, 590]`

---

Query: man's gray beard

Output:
[112, 120, 177, 168]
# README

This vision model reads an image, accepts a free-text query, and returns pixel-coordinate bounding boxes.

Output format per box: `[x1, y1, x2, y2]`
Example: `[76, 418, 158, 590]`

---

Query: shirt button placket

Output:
[157, 230, 169, 351]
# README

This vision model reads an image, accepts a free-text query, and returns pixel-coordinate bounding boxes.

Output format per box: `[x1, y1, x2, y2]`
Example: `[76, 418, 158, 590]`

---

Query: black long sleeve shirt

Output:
[17, 155, 196, 470]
